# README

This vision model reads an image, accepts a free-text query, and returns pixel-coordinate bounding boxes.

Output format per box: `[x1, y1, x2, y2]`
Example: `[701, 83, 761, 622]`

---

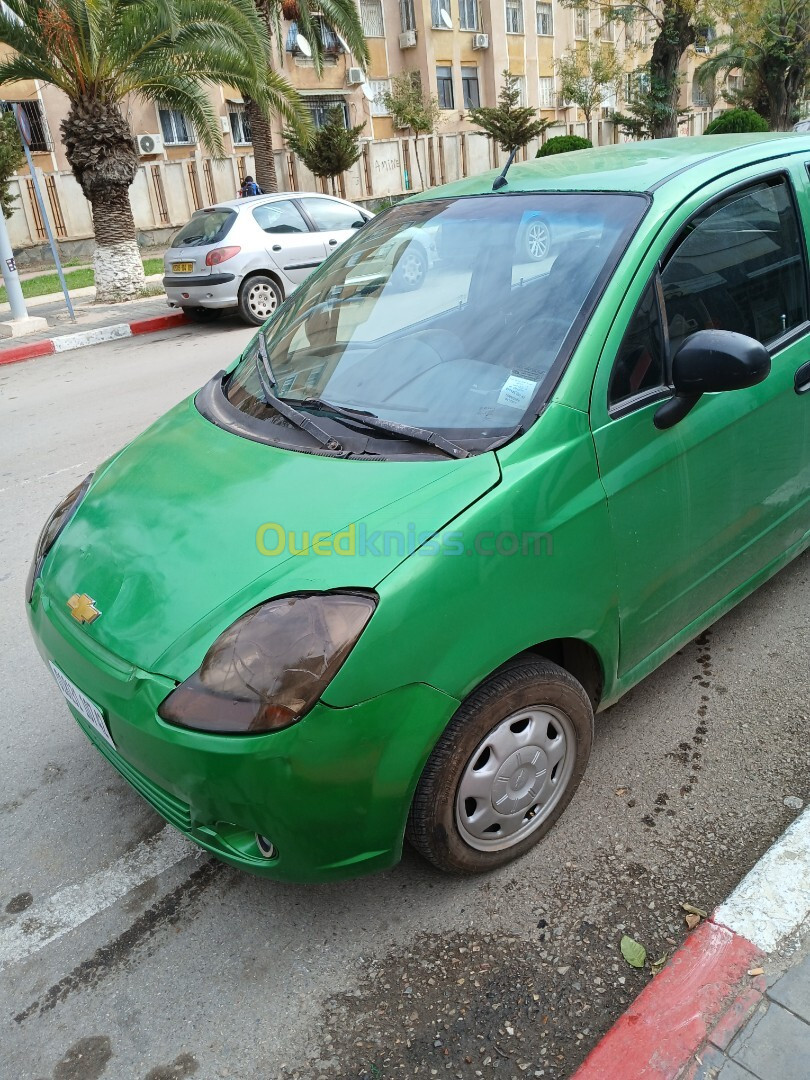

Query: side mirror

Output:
[351, 218, 367, 229]
[654, 329, 771, 430]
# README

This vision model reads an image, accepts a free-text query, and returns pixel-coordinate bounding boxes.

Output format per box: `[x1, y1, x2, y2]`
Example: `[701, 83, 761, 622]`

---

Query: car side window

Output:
[252, 201, 308, 234]
[302, 197, 366, 232]
[608, 278, 667, 407]
[660, 177, 809, 355]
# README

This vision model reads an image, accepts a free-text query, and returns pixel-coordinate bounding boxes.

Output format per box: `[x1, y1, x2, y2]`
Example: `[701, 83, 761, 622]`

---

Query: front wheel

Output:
[238, 274, 283, 326]
[407, 659, 593, 874]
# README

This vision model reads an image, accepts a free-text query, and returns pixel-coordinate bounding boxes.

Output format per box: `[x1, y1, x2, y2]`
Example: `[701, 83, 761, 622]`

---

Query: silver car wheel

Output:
[398, 250, 425, 287]
[247, 281, 279, 319]
[524, 219, 551, 261]
[455, 705, 576, 851]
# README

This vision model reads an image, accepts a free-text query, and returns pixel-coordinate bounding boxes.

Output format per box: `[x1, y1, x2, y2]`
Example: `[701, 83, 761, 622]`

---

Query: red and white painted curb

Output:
[572, 807, 810, 1080]
[0, 310, 189, 367]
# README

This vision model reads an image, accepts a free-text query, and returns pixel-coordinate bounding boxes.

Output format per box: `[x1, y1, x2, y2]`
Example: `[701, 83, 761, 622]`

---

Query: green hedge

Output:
[704, 109, 769, 135]
[536, 135, 593, 157]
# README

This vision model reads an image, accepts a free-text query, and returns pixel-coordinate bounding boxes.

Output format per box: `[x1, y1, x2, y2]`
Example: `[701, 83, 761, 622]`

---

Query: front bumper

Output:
[28, 587, 458, 882]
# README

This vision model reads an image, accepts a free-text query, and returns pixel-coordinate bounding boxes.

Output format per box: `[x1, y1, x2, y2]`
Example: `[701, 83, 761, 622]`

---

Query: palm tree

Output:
[248, 0, 369, 192]
[0, 0, 307, 301]
[696, 0, 810, 131]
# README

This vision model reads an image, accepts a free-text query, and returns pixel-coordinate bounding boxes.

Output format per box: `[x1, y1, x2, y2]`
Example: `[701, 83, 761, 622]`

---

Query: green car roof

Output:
[412, 133, 810, 200]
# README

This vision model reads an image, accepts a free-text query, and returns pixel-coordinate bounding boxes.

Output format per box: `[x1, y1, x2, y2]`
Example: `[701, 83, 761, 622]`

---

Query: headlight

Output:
[25, 473, 93, 603]
[158, 591, 377, 735]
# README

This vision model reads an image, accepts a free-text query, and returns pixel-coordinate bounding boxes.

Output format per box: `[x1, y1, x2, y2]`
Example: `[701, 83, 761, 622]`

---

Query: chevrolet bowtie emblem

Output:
[67, 593, 101, 624]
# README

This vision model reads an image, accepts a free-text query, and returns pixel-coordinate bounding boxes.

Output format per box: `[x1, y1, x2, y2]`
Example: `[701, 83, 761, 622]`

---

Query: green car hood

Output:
[40, 395, 500, 679]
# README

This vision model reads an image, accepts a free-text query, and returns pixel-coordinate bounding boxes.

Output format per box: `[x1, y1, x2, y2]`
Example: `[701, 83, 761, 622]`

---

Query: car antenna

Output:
[492, 146, 519, 191]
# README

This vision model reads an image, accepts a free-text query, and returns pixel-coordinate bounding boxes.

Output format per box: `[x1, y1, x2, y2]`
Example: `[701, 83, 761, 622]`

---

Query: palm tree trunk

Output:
[61, 100, 145, 302]
[246, 97, 278, 192]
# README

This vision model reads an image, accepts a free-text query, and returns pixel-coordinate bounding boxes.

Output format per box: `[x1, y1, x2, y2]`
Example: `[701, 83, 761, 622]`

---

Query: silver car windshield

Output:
[226, 193, 646, 449]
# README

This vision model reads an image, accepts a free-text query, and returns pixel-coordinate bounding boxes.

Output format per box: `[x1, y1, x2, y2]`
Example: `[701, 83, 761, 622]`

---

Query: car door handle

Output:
[795, 360, 810, 394]
[272, 244, 282, 251]
[328, 238, 338, 246]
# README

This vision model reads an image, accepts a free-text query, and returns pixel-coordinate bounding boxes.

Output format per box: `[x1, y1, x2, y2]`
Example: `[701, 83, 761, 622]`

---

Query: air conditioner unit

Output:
[558, 95, 577, 109]
[399, 29, 416, 48]
[694, 44, 709, 54]
[472, 33, 489, 49]
[137, 133, 163, 156]
[220, 115, 230, 133]
[347, 67, 366, 85]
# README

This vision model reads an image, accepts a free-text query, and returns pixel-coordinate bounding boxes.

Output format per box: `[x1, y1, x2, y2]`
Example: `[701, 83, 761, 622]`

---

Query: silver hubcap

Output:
[455, 705, 575, 851]
[247, 282, 278, 319]
[526, 221, 550, 260]
[399, 252, 424, 285]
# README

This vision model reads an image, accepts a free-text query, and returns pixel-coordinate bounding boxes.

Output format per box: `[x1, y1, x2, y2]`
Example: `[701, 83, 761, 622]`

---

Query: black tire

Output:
[237, 274, 283, 326]
[182, 306, 223, 323]
[518, 216, 553, 262]
[392, 245, 427, 291]
[407, 659, 593, 874]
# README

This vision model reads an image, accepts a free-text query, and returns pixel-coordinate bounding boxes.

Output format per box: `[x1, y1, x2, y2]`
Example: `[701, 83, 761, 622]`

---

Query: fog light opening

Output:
[255, 834, 276, 859]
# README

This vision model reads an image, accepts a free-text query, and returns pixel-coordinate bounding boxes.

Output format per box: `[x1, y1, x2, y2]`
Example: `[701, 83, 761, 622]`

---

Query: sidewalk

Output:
[572, 807, 810, 1080]
[688, 931, 810, 1080]
[0, 286, 191, 365]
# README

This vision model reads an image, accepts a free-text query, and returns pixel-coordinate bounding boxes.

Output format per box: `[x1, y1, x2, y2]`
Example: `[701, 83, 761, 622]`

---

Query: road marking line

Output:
[714, 806, 810, 951]
[0, 827, 194, 970]
[0, 463, 87, 496]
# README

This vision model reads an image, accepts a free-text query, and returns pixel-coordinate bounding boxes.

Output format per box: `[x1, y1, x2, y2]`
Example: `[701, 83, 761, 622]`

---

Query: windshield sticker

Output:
[498, 374, 538, 410]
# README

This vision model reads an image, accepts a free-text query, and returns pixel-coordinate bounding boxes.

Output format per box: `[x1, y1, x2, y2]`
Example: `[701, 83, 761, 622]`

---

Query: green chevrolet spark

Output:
[27, 134, 810, 882]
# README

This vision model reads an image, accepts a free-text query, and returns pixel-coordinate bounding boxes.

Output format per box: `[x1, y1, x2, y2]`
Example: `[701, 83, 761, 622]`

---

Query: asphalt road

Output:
[1, 320, 808, 1080]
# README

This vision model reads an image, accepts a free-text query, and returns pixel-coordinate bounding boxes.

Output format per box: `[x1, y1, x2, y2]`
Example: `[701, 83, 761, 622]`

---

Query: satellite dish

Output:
[296, 33, 312, 57]
[440, 8, 452, 27]
[361, 82, 375, 101]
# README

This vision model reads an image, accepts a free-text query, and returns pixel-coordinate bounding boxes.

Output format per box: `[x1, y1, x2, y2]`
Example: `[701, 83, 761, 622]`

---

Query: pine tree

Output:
[285, 107, 365, 192]
[468, 71, 551, 152]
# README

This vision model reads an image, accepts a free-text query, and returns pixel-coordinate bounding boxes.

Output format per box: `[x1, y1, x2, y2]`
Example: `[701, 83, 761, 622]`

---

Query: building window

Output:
[228, 104, 251, 145]
[512, 74, 527, 105]
[304, 96, 350, 129]
[538, 76, 555, 108]
[400, 0, 416, 30]
[459, 0, 479, 29]
[536, 1, 553, 35]
[624, 69, 650, 102]
[159, 108, 194, 145]
[360, 0, 385, 37]
[461, 66, 480, 109]
[505, 0, 524, 33]
[0, 99, 51, 152]
[725, 73, 743, 98]
[436, 65, 455, 109]
[574, 8, 589, 38]
[691, 78, 712, 107]
[431, 0, 452, 28]
[369, 78, 391, 116]
[600, 6, 614, 40]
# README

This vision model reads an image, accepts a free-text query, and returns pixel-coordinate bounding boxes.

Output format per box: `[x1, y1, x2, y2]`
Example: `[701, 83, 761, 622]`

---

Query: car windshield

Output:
[224, 193, 646, 452]
[172, 208, 236, 247]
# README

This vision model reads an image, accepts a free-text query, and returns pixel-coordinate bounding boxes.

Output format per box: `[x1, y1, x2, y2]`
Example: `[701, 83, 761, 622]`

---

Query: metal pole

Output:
[0, 209, 29, 321]
[21, 143, 75, 320]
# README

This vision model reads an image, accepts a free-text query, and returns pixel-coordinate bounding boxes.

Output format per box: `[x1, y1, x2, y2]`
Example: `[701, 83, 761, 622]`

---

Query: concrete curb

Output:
[571, 807, 810, 1080]
[0, 311, 189, 367]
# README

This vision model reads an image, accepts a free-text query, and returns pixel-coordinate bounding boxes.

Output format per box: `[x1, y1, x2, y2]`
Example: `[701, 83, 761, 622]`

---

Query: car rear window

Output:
[172, 209, 236, 247]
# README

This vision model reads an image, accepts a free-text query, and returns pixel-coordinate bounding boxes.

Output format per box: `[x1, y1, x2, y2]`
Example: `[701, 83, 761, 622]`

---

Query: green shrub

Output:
[536, 135, 593, 157]
[704, 109, 769, 135]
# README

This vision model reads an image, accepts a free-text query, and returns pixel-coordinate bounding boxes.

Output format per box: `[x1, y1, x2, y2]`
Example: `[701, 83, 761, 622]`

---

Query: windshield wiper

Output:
[253, 340, 344, 452]
[299, 397, 470, 459]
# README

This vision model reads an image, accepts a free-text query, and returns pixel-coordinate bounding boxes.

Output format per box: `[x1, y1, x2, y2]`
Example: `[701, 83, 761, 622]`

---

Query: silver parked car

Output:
[162, 193, 374, 326]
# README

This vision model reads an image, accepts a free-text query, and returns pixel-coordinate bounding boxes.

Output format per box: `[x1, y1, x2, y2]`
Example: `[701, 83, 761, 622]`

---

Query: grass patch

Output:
[0, 257, 165, 304]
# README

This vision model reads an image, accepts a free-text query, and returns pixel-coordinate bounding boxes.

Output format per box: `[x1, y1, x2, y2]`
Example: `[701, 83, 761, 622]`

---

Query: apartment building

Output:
[1, 0, 728, 179]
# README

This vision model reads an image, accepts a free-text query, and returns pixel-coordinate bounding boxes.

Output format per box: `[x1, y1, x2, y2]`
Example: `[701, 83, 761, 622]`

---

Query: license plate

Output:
[50, 662, 116, 750]
[171, 262, 194, 273]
